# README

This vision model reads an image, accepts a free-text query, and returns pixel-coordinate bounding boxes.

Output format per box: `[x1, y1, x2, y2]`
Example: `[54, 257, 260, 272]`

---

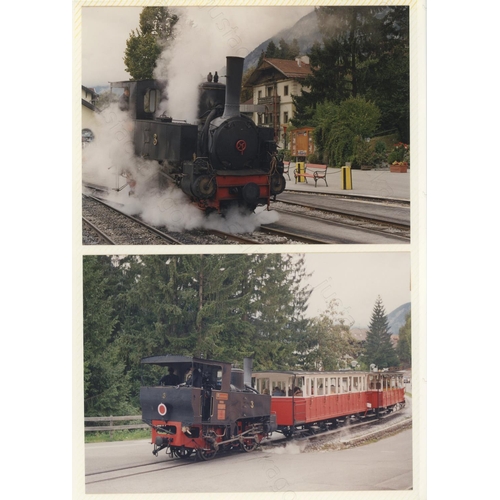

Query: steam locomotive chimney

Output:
[222, 56, 244, 120]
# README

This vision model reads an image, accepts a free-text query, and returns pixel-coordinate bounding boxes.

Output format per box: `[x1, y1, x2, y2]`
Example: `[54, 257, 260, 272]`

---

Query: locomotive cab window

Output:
[144, 89, 160, 113]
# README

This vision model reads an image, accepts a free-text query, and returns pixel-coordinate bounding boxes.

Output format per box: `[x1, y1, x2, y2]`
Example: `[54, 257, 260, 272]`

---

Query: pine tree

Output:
[264, 40, 278, 58]
[292, 6, 409, 142]
[396, 311, 411, 368]
[249, 254, 312, 370]
[83, 256, 134, 416]
[363, 296, 399, 369]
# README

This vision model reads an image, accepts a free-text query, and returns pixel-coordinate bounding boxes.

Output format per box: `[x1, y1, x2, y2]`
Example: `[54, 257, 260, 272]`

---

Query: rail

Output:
[84, 415, 148, 438]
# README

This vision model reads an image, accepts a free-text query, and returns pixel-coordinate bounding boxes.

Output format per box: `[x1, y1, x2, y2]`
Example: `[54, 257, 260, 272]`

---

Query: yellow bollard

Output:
[296, 162, 305, 183]
[341, 166, 352, 190]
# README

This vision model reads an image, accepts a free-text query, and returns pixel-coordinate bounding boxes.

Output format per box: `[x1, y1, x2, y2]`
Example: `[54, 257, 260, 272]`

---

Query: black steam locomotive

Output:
[140, 355, 277, 460]
[112, 56, 286, 213]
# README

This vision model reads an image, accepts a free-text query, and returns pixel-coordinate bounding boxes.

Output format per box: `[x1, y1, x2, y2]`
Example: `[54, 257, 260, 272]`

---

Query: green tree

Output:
[364, 6, 410, 142]
[265, 40, 278, 58]
[123, 7, 178, 80]
[83, 256, 135, 416]
[396, 311, 411, 368]
[292, 6, 409, 143]
[82, 253, 314, 415]
[296, 298, 360, 371]
[249, 254, 312, 370]
[363, 296, 399, 369]
[313, 96, 380, 166]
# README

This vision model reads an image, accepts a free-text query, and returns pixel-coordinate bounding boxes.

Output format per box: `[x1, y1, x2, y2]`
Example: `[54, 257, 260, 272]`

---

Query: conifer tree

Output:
[363, 295, 399, 369]
[396, 311, 411, 368]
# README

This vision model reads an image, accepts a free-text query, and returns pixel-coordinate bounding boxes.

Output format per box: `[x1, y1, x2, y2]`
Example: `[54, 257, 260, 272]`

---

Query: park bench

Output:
[283, 161, 291, 180]
[294, 163, 328, 187]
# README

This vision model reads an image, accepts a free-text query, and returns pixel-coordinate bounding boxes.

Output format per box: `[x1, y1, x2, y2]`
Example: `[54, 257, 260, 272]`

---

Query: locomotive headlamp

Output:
[158, 403, 167, 416]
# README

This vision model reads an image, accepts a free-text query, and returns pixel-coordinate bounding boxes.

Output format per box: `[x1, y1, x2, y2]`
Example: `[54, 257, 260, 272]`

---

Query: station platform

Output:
[284, 167, 410, 202]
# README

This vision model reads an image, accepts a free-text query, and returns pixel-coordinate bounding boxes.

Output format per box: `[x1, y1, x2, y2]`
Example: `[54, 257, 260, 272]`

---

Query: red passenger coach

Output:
[253, 370, 405, 436]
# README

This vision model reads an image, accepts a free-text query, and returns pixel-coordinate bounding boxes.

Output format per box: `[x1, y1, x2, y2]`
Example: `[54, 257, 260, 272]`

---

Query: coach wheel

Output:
[241, 438, 257, 452]
[173, 447, 193, 459]
[282, 427, 294, 439]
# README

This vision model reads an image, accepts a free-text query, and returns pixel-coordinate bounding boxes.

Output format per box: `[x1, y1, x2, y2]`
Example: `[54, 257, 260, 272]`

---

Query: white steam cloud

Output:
[81, 103, 280, 234]
[154, 6, 310, 122]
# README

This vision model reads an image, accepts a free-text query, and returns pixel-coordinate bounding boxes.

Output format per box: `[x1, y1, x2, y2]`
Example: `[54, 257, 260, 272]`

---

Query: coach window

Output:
[353, 376, 359, 392]
[342, 377, 349, 393]
[317, 377, 324, 395]
[257, 378, 270, 395]
[330, 377, 336, 394]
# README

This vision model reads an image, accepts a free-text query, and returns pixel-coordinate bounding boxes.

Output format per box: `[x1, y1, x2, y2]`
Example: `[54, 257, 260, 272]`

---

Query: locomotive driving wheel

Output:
[197, 447, 217, 461]
[172, 447, 194, 459]
[241, 438, 257, 452]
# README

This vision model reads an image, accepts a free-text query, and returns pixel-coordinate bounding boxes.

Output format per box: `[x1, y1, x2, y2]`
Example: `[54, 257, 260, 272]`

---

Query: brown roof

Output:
[245, 58, 312, 87]
[263, 58, 312, 79]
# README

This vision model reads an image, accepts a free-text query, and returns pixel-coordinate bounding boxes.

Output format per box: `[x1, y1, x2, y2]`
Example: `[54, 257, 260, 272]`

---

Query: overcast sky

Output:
[82, 5, 314, 87]
[303, 251, 411, 327]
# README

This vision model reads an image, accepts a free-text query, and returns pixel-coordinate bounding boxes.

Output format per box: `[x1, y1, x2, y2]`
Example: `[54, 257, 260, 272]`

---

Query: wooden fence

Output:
[84, 415, 148, 438]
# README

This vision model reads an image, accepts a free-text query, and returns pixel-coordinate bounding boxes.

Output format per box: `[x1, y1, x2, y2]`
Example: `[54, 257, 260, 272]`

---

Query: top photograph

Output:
[81, 5, 410, 246]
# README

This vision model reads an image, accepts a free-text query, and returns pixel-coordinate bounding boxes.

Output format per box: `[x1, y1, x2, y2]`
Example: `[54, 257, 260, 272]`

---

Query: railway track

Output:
[85, 458, 194, 485]
[82, 195, 184, 245]
[85, 406, 411, 487]
[261, 209, 409, 244]
[82, 185, 409, 245]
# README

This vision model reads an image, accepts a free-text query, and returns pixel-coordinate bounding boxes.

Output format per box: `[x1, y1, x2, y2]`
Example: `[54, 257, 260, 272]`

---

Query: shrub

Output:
[307, 153, 322, 164]
[313, 97, 381, 167]
[388, 142, 409, 164]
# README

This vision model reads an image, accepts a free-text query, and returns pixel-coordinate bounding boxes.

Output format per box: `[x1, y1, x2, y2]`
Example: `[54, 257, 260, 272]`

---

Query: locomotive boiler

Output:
[112, 56, 286, 213]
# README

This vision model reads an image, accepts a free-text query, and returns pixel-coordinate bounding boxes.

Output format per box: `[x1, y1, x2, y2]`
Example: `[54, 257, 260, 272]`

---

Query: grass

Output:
[85, 428, 151, 444]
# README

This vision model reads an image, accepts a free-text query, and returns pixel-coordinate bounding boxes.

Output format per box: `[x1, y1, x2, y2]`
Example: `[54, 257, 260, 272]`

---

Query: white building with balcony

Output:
[244, 56, 311, 149]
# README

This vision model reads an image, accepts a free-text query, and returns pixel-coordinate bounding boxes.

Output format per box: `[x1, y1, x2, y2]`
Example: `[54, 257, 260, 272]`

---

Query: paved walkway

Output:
[284, 167, 410, 201]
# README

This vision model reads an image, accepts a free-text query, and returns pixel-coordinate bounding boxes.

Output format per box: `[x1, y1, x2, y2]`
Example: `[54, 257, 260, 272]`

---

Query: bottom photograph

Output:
[81, 252, 413, 494]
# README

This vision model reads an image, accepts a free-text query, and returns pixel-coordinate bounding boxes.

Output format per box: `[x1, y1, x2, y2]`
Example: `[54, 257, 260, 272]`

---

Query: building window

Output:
[283, 111, 289, 123]
[267, 86, 273, 97]
[284, 85, 289, 96]
[258, 90, 262, 99]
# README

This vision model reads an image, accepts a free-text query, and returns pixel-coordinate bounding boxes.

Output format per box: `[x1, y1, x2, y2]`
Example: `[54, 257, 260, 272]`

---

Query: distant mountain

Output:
[387, 302, 411, 335]
[351, 303, 410, 337]
[243, 10, 321, 71]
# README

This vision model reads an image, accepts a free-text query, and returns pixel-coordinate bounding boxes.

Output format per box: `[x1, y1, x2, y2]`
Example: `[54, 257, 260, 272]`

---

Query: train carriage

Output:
[253, 369, 405, 436]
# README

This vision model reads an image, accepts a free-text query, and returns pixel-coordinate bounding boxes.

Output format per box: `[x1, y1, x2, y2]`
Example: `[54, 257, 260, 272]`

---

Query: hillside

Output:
[387, 302, 411, 335]
[243, 10, 321, 71]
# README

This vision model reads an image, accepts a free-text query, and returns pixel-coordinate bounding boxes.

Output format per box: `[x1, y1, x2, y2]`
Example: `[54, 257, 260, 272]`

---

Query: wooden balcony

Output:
[258, 96, 281, 106]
